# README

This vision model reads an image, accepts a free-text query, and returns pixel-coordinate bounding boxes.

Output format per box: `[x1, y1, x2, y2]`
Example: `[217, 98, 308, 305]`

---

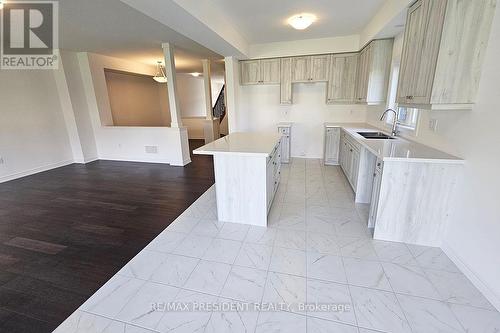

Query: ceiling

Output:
[210, 0, 387, 44]
[58, 0, 224, 74]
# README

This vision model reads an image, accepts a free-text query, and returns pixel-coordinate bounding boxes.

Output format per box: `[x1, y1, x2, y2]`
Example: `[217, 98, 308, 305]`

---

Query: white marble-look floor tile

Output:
[372, 240, 419, 266]
[172, 234, 214, 258]
[235, 243, 273, 270]
[262, 272, 306, 314]
[217, 222, 250, 241]
[449, 303, 500, 333]
[167, 215, 200, 233]
[155, 289, 216, 333]
[397, 294, 465, 333]
[335, 219, 371, 238]
[255, 310, 306, 333]
[245, 226, 277, 246]
[306, 279, 356, 325]
[269, 247, 306, 277]
[118, 250, 167, 280]
[307, 252, 347, 284]
[205, 298, 259, 333]
[80, 275, 145, 318]
[191, 219, 224, 237]
[202, 238, 242, 264]
[103, 320, 157, 333]
[150, 254, 199, 287]
[275, 229, 306, 250]
[273, 203, 306, 231]
[306, 317, 359, 333]
[115, 281, 179, 329]
[306, 232, 340, 255]
[350, 285, 411, 332]
[145, 230, 186, 253]
[343, 257, 392, 291]
[183, 260, 231, 295]
[382, 262, 441, 299]
[339, 237, 378, 260]
[406, 244, 460, 273]
[52, 310, 112, 333]
[424, 268, 494, 309]
[220, 266, 267, 303]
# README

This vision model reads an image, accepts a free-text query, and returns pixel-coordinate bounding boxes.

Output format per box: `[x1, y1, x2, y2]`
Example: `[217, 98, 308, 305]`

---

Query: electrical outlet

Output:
[429, 119, 438, 132]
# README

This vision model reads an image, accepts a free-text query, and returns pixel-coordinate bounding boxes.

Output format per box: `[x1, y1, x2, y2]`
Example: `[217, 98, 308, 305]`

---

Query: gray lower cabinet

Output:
[278, 126, 291, 164]
[324, 127, 340, 165]
[368, 163, 382, 228]
[339, 131, 360, 191]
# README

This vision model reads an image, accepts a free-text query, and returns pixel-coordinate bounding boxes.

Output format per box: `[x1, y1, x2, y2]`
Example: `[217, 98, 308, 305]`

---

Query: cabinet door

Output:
[291, 56, 310, 82]
[278, 127, 290, 164]
[354, 47, 369, 102]
[368, 169, 382, 228]
[327, 54, 359, 103]
[240, 60, 261, 85]
[280, 58, 293, 104]
[397, 0, 447, 105]
[310, 55, 329, 81]
[350, 148, 360, 190]
[261, 58, 280, 84]
[366, 39, 393, 104]
[324, 127, 340, 165]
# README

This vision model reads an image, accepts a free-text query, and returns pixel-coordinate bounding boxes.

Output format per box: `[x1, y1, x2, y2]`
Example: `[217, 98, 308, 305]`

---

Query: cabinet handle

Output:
[377, 162, 381, 167]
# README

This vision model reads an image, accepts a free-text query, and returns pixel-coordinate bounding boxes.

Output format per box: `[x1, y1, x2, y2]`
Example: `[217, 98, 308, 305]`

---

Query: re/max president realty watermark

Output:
[1, 1, 58, 69]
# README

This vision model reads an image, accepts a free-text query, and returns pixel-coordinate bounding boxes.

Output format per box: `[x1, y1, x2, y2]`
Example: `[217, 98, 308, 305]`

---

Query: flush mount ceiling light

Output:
[191, 72, 201, 77]
[153, 61, 167, 83]
[288, 13, 316, 30]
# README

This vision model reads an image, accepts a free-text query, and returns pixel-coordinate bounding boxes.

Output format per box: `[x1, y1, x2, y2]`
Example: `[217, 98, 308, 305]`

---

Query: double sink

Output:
[357, 132, 395, 140]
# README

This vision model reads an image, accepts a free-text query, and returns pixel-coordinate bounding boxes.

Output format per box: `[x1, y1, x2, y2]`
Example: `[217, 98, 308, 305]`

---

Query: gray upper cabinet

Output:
[292, 55, 328, 83]
[327, 53, 359, 104]
[280, 58, 293, 104]
[397, 0, 496, 110]
[397, 0, 447, 106]
[310, 55, 329, 81]
[240, 58, 280, 85]
[240, 60, 260, 85]
[355, 39, 393, 105]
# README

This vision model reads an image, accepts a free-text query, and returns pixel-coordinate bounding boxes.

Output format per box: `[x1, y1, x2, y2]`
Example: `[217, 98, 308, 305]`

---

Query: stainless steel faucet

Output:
[380, 109, 399, 137]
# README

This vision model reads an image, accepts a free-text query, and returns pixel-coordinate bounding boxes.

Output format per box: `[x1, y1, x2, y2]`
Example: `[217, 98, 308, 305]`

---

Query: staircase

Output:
[213, 85, 225, 122]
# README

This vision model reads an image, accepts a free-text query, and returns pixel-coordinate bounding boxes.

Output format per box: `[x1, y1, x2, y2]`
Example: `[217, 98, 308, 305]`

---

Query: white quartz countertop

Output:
[193, 132, 282, 157]
[325, 122, 464, 163]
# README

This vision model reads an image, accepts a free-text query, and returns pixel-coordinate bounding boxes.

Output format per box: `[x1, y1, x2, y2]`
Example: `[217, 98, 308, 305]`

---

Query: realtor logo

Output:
[1, 1, 58, 69]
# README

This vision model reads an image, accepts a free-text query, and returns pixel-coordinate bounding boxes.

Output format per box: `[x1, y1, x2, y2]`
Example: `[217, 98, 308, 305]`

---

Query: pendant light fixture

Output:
[153, 61, 167, 83]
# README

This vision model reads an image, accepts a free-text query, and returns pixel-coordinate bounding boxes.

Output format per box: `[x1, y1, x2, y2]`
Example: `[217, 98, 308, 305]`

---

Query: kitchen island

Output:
[193, 132, 282, 226]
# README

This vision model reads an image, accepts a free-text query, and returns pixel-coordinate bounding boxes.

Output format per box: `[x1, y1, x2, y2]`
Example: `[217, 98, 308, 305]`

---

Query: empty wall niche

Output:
[104, 69, 171, 126]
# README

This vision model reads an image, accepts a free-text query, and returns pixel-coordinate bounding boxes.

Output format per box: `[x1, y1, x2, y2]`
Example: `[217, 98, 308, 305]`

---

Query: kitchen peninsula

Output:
[194, 132, 282, 226]
[324, 123, 465, 247]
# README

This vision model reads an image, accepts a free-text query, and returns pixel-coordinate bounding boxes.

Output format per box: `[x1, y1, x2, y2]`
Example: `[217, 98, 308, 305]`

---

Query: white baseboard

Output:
[98, 157, 171, 164]
[442, 241, 500, 311]
[0, 159, 74, 183]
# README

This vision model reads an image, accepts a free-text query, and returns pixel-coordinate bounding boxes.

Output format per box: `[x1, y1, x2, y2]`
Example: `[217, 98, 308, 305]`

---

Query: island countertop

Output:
[193, 132, 282, 157]
[325, 122, 464, 164]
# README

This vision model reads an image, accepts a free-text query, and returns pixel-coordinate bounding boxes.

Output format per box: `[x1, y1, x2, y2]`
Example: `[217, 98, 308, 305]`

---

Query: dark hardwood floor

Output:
[0, 140, 214, 332]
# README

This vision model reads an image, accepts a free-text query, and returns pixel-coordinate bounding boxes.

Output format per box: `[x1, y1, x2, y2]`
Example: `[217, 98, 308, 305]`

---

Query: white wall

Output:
[366, 5, 500, 309]
[78, 52, 188, 165]
[104, 70, 171, 126]
[177, 74, 206, 117]
[238, 83, 367, 158]
[0, 69, 74, 182]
